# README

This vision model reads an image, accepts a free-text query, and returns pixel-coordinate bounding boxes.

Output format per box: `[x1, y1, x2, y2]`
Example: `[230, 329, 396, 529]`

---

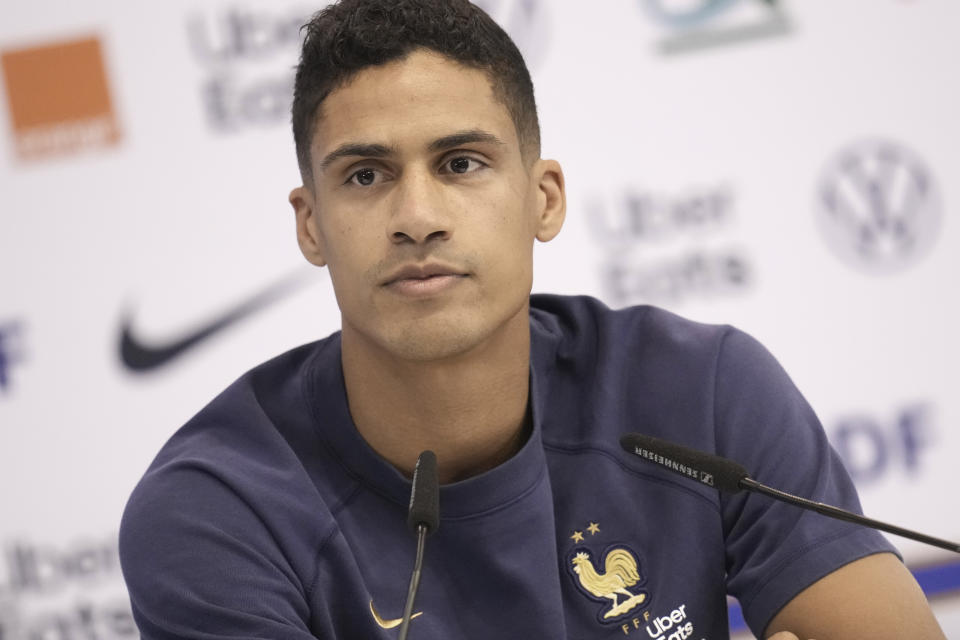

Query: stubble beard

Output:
[345, 292, 531, 366]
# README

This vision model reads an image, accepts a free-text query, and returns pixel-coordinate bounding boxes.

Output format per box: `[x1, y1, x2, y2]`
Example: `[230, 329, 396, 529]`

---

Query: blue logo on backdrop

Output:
[587, 184, 753, 307]
[829, 403, 935, 485]
[0, 321, 25, 394]
[816, 139, 942, 275]
[642, 0, 791, 54]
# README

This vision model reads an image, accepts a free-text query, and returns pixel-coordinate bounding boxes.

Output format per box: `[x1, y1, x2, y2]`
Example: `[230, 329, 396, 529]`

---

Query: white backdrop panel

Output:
[1, 1, 957, 637]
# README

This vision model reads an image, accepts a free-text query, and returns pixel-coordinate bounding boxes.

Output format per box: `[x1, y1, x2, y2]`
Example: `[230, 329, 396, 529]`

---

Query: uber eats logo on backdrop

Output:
[587, 184, 754, 307]
[0, 36, 121, 161]
[186, 5, 311, 132]
[0, 536, 135, 639]
[185, 1, 549, 134]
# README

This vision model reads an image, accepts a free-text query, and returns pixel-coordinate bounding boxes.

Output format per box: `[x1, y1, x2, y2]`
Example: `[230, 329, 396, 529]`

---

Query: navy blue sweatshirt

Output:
[120, 295, 894, 639]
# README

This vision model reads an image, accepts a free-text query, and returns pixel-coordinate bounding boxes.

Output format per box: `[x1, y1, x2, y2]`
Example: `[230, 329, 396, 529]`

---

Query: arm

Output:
[712, 329, 933, 636]
[765, 552, 945, 639]
[119, 463, 321, 639]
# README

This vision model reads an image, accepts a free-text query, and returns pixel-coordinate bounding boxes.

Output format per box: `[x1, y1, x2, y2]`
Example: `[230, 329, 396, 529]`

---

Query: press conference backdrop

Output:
[1, 0, 957, 637]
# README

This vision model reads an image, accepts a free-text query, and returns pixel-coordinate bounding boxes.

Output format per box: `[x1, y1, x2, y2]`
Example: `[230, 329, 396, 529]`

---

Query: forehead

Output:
[311, 50, 518, 159]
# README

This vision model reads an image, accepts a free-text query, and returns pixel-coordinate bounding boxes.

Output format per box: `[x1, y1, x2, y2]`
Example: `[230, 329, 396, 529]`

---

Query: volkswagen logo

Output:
[816, 139, 942, 275]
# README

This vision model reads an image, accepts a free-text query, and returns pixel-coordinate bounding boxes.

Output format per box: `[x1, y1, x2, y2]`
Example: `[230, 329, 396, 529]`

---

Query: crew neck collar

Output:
[305, 312, 562, 520]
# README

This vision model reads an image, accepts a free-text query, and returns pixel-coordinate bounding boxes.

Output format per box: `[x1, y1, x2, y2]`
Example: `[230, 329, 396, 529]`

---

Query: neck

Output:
[341, 308, 532, 484]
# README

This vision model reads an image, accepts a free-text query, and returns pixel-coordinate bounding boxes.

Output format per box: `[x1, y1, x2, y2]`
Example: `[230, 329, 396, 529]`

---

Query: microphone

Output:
[398, 451, 440, 640]
[407, 450, 440, 534]
[620, 432, 960, 554]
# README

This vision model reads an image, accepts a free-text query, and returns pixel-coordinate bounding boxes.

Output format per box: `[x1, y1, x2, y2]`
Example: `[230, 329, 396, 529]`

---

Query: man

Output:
[119, 1, 946, 638]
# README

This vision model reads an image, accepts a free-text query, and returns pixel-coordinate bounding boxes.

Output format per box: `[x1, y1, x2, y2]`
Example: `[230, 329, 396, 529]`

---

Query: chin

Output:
[384, 321, 485, 362]
[346, 296, 530, 363]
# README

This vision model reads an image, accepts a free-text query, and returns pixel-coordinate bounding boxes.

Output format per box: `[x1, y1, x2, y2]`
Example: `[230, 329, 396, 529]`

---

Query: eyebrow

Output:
[427, 129, 506, 152]
[319, 143, 394, 171]
[318, 129, 506, 172]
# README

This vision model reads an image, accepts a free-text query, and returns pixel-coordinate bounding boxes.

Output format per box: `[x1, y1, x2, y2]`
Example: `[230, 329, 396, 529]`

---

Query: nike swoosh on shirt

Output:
[118, 268, 316, 372]
[369, 600, 423, 629]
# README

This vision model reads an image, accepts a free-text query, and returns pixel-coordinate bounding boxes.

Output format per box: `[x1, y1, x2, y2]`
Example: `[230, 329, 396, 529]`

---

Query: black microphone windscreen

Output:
[407, 450, 440, 534]
[619, 433, 749, 493]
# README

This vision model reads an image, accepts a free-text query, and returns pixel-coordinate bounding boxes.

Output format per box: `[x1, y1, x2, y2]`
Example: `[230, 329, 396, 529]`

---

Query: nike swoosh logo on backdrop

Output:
[369, 600, 423, 629]
[119, 268, 316, 372]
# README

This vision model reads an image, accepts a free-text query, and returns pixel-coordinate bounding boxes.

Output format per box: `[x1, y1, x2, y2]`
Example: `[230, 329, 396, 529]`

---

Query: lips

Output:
[381, 263, 469, 297]
[382, 263, 468, 286]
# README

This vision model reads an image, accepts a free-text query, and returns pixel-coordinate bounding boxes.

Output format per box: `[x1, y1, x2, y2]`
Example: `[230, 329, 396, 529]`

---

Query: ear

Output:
[531, 159, 566, 242]
[289, 185, 327, 267]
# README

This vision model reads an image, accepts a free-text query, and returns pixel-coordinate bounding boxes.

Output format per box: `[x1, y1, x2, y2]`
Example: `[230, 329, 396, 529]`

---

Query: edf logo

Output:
[0, 321, 24, 393]
[830, 403, 934, 484]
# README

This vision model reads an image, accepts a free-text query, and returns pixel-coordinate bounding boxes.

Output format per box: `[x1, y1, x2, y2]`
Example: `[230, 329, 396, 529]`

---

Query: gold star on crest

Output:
[570, 530, 584, 543]
[587, 522, 600, 535]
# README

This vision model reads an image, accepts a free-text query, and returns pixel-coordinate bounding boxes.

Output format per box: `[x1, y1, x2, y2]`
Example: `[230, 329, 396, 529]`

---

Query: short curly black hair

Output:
[292, 0, 540, 181]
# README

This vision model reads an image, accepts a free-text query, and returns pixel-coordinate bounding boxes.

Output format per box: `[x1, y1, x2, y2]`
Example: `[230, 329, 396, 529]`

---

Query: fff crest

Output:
[568, 544, 650, 623]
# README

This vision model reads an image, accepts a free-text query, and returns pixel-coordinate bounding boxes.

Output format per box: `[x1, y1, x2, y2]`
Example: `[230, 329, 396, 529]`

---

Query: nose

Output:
[386, 168, 452, 245]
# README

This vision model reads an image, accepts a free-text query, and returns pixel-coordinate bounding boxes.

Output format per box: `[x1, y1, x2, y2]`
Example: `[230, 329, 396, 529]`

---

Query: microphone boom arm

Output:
[620, 432, 960, 555]
[398, 524, 428, 640]
[740, 477, 960, 554]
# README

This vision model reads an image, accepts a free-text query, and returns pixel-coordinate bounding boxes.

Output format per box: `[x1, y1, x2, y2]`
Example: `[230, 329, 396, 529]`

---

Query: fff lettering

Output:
[621, 605, 693, 639]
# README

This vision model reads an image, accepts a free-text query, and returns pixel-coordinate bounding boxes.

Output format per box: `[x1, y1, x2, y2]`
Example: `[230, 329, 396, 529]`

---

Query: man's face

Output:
[290, 49, 564, 362]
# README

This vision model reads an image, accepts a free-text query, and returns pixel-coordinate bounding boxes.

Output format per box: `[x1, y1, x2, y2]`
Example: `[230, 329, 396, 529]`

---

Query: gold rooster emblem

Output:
[571, 548, 647, 619]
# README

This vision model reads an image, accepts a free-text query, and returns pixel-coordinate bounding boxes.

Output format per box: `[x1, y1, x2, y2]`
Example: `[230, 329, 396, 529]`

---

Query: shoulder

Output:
[119, 337, 343, 604]
[531, 294, 770, 461]
[529, 293, 777, 392]
[139, 338, 328, 475]
[530, 293, 722, 339]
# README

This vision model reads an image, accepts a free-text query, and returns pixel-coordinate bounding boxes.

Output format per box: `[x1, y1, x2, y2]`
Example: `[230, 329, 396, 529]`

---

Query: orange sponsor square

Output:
[1, 35, 121, 160]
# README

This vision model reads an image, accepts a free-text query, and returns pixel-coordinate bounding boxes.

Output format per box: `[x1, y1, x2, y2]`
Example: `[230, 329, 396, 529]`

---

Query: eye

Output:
[443, 156, 486, 175]
[347, 168, 379, 187]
